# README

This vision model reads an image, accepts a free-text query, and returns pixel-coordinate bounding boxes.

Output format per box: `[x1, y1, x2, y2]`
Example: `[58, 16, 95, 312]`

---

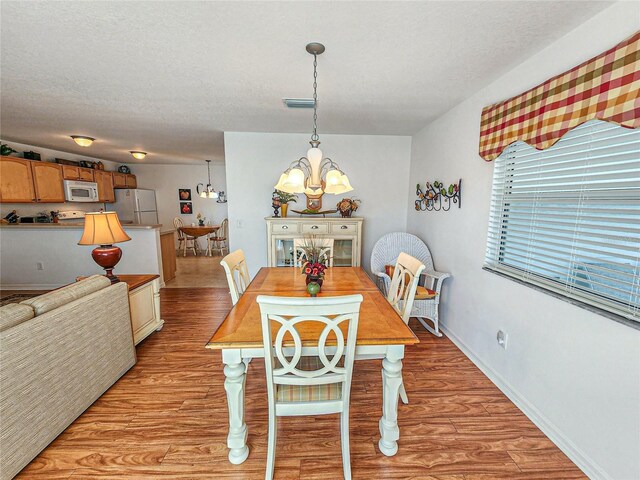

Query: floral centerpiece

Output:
[298, 236, 330, 293]
[337, 197, 360, 218]
[196, 213, 206, 226]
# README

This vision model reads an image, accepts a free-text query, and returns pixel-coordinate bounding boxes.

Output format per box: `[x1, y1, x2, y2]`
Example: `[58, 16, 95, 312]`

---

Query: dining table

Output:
[178, 225, 219, 256]
[206, 266, 419, 465]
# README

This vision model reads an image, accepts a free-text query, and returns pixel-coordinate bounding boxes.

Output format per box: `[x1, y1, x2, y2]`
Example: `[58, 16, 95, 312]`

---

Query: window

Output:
[485, 120, 640, 325]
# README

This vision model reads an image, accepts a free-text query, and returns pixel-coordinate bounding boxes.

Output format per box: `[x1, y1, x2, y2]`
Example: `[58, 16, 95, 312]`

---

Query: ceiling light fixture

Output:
[130, 151, 147, 160]
[197, 160, 219, 199]
[70, 135, 95, 147]
[275, 43, 353, 197]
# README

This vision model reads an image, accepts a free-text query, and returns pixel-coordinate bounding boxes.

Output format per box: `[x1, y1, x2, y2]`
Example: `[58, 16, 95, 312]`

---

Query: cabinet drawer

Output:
[272, 222, 299, 233]
[330, 223, 357, 234]
[301, 223, 329, 234]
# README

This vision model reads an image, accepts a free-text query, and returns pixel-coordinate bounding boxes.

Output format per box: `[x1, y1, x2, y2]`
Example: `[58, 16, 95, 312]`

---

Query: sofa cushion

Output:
[20, 275, 111, 316]
[0, 303, 35, 332]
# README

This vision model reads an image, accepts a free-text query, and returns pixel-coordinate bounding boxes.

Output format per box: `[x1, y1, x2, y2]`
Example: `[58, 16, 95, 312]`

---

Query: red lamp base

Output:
[91, 245, 123, 283]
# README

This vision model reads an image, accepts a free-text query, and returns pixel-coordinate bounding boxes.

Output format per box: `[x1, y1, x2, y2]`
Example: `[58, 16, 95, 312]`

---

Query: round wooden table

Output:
[179, 225, 219, 256]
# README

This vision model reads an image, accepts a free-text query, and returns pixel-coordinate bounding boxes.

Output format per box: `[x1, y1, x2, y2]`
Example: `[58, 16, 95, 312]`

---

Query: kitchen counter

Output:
[0, 223, 162, 229]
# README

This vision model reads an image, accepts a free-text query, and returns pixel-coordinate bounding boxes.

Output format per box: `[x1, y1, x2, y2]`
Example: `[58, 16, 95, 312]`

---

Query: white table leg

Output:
[223, 356, 249, 464]
[378, 345, 404, 456]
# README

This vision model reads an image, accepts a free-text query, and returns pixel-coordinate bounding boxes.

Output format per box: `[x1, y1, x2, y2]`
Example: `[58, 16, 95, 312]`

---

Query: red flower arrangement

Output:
[303, 262, 327, 277]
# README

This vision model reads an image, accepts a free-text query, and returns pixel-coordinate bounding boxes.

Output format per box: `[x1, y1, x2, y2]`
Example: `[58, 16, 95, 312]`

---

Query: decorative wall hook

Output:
[415, 179, 462, 211]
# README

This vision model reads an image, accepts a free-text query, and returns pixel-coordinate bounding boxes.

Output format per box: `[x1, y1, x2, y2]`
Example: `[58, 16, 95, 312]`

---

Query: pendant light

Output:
[274, 43, 353, 195]
[197, 160, 218, 199]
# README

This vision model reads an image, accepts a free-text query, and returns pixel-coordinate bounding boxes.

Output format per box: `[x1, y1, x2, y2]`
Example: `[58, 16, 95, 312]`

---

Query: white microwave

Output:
[64, 180, 99, 202]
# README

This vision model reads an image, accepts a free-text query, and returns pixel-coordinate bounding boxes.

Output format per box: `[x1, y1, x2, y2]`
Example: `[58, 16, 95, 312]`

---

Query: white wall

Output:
[130, 163, 228, 238]
[0, 226, 162, 289]
[0, 140, 119, 218]
[224, 132, 412, 277]
[406, 3, 640, 479]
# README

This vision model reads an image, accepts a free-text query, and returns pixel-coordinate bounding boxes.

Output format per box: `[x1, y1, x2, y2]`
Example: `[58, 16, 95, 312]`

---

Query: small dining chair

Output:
[208, 218, 228, 256]
[257, 294, 364, 480]
[293, 237, 334, 267]
[173, 217, 199, 257]
[386, 252, 425, 404]
[220, 249, 251, 306]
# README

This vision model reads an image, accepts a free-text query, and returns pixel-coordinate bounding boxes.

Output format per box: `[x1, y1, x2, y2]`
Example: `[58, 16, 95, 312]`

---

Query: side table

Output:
[77, 274, 164, 345]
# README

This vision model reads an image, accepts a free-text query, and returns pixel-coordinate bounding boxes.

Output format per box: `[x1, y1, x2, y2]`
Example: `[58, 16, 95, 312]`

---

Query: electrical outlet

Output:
[497, 330, 508, 349]
[36, 262, 44, 271]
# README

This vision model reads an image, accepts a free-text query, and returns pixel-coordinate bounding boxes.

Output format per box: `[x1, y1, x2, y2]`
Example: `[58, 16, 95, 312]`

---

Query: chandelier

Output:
[197, 160, 218, 199]
[274, 43, 353, 196]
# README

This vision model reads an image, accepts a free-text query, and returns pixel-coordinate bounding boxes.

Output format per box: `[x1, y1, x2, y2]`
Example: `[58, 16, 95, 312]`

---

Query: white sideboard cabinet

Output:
[265, 216, 363, 267]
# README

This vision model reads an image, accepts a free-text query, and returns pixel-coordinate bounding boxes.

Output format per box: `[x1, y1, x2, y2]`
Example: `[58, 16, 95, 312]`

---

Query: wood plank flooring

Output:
[17, 287, 586, 479]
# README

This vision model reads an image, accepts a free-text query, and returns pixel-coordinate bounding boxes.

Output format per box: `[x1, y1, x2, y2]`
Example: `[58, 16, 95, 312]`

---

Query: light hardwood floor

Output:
[164, 256, 229, 288]
[17, 287, 586, 479]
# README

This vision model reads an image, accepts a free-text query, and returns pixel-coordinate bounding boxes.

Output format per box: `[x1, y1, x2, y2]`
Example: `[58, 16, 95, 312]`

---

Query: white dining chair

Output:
[293, 237, 334, 267]
[386, 252, 425, 405]
[173, 217, 199, 257]
[220, 249, 251, 306]
[257, 294, 363, 480]
[208, 218, 228, 256]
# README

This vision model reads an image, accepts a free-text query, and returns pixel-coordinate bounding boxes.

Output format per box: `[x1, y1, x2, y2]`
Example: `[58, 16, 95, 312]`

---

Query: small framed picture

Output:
[179, 189, 191, 201]
[180, 202, 193, 214]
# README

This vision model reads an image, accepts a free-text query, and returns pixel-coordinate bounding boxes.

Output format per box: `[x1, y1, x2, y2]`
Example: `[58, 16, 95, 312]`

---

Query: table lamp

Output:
[78, 212, 131, 283]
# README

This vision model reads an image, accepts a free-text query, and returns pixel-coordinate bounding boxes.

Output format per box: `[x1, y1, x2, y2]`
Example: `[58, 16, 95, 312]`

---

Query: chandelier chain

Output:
[311, 54, 319, 142]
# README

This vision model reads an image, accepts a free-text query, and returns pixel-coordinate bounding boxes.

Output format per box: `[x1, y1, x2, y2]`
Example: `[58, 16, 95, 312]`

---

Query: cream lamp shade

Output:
[78, 212, 131, 246]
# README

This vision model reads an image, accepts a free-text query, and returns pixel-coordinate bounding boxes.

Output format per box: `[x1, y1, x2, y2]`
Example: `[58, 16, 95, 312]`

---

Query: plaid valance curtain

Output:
[479, 31, 640, 161]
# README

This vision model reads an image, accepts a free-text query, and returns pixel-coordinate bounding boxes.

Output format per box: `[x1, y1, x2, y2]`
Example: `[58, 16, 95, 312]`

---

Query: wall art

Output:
[180, 202, 193, 215]
[179, 189, 191, 201]
[415, 179, 461, 211]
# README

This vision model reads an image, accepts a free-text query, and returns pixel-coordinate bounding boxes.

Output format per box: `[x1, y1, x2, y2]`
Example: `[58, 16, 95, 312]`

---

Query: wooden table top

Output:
[77, 274, 159, 291]
[179, 225, 219, 237]
[206, 267, 419, 349]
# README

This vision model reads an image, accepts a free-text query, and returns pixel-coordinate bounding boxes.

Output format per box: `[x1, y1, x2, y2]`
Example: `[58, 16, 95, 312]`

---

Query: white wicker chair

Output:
[371, 233, 451, 337]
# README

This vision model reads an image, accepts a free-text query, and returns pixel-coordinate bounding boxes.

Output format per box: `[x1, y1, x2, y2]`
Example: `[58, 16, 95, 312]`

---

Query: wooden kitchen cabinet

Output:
[0, 156, 37, 202]
[62, 165, 80, 180]
[94, 170, 115, 203]
[78, 168, 94, 181]
[112, 172, 127, 188]
[31, 162, 65, 202]
[62, 165, 95, 182]
[125, 174, 137, 188]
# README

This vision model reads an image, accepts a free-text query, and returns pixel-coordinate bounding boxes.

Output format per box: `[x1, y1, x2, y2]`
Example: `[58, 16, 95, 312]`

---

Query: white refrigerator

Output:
[113, 188, 159, 225]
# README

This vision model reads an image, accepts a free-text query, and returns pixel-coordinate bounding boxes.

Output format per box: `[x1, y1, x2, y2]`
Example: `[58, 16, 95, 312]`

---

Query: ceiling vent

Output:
[282, 98, 315, 108]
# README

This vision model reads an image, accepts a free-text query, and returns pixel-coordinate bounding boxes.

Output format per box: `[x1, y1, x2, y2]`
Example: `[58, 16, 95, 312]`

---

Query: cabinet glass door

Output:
[275, 238, 296, 267]
[333, 239, 354, 267]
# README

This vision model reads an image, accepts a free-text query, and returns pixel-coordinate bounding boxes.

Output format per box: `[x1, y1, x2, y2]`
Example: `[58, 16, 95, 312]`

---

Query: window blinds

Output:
[485, 120, 640, 323]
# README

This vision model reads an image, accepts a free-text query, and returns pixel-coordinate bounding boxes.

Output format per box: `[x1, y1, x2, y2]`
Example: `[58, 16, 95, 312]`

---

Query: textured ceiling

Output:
[0, 1, 612, 164]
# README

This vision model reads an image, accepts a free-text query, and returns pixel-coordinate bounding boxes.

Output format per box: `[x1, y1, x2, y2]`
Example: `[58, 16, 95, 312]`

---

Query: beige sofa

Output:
[0, 275, 136, 480]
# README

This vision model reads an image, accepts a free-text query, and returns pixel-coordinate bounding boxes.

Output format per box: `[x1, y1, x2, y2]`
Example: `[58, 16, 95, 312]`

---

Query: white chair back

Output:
[173, 217, 185, 240]
[293, 238, 334, 267]
[218, 218, 228, 239]
[386, 252, 426, 324]
[220, 249, 251, 305]
[371, 232, 434, 276]
[257, 294, 363, 407]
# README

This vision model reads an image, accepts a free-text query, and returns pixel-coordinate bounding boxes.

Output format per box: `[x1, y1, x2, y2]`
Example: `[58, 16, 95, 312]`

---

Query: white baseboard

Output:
[440, 324, 610, 480]
[1, 284, 64, 290]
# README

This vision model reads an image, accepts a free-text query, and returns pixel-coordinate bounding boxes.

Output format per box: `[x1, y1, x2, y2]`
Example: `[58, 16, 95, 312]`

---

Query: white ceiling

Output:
[0, 1, 612, 165]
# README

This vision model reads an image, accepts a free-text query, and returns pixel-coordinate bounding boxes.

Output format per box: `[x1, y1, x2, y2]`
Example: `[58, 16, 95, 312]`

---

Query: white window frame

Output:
[484, 120, 640, 328]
